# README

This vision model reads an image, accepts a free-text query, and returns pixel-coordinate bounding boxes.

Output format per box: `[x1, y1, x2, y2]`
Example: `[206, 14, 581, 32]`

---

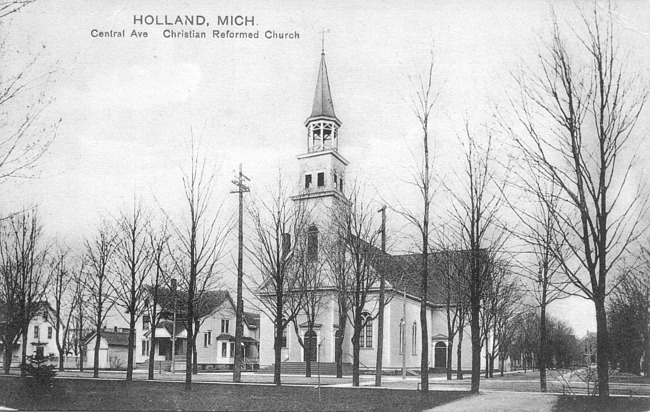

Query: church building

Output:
[258, 48, 494, 374]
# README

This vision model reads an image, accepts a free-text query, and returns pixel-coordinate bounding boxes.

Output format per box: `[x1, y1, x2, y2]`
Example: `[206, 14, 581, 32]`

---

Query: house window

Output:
[339, 177, 343, 192]
[305, 174, 312, 189]
[360, 312, 373, 348]
[143, 315, 150, 330]
[333, 173, 338, 188]
[34, 325, 39, 339]
[221, 319, 229, 334]
[307, 225, 318, 262]
[48, 327, 53, 339]
[230, 342, 235, 358]
[399, 320, 404, 355]
[412, 323, 417, 355]
[317, 172, 324, 187]
[204, 332, 211, 347]
[142, 340, 148, 356]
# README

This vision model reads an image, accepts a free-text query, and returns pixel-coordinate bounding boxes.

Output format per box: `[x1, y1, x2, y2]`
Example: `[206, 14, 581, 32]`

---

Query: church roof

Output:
[306, 52, 340, 126]
[383, 250, 477, 306]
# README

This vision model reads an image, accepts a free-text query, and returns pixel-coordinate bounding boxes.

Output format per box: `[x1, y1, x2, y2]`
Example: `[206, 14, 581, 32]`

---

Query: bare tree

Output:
[394, 48, 441, 394]
[49, 244, 80, 371]
[503, 5, 648, 396]
[0, 209, 48, 374]
[113, 201, 155, 381]
[481, 259, 521, 378]
[248, 176, 308, 386]
[331, 182, 383, 387]
[290, 244, 327, 378]
[0, 6, 59, 183]
[84, 221, 117, 378]
[0, 0, 37, 19]
[146, 223, 170, 380]
[168, 139, 229, 389]
[448, 123, 506, 394]
[608, 264, 650, 376]
[507, 181, 571, 391]
[430, 243, 470, 381]
[70, 257, 89, 371]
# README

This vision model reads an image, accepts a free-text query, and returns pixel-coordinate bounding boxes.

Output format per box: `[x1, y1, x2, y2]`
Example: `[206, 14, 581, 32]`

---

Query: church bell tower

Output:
[292, 48, 349, 212]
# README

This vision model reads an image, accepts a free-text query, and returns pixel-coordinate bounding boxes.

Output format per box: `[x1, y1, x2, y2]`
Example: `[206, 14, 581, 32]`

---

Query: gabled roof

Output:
[85, 330, 130, 347]
[156, 289, 232, 319]
[383, 250, 475, 306]
[244, 312, 260, 329]
[306, 52, 340, 126]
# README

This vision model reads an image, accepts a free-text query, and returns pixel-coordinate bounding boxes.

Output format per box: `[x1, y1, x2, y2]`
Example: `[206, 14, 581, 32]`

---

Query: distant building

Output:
[0, 302, 63, 368]
[580, 331, 597, 364]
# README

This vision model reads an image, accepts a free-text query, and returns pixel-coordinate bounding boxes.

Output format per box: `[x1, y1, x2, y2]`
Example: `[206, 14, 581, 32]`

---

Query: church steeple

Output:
[307, 52, 340, 126]
[293, 46, 348, 205]
[305, 51, 342, 153]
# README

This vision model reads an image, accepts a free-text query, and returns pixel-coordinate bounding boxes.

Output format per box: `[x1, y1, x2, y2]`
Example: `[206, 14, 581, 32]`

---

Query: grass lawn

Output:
[0, 376, 467, 411]
[553, 395, 650, 412]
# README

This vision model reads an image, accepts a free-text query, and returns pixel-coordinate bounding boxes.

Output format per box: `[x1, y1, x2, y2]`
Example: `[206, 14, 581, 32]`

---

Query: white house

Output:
[0, 302, 64, 368]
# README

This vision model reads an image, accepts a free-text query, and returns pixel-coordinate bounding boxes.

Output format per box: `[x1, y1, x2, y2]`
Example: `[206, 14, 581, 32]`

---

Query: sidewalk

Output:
[425, 391, 559, 412]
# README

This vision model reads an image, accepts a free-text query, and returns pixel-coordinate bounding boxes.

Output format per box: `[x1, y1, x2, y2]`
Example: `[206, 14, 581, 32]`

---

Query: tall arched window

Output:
[307, 225, 319, 261]
[360, 312, 373, 348]
[412, 322, 418, 355]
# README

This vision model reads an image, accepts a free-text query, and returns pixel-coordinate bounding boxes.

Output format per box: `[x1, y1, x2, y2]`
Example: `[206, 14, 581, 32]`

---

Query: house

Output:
[581, 331, 597, 364]
[258, 49, 492, 373]
[92, 290, 259, 370]
[84, 328, 130, 369]
[0, 302, 63, 368]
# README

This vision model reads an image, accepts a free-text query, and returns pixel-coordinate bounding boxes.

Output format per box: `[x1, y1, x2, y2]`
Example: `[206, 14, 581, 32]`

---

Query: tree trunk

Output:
[305, 331, 312, 378]
[484, 349, 489, 379]
[126, 313, 136, 381]
[3, 344, 13, 374]
[375, 265, 386, 386]
[184, 318, 193, 390]
[20, 325, 27, 377]
[274, 325, 282, 386]
[595, 296, 610, 397]
[470, 297, 481, 393]
[352, 327, 361, 387]
[335, 313, 346, 378]
[446, 341, 453, 380]
[93, 327, 101, 378]
[420, 250, 429, 393]
[148, 323, 157, 380]
[457, 324, 464, 380]
[539, 303, 547, 392]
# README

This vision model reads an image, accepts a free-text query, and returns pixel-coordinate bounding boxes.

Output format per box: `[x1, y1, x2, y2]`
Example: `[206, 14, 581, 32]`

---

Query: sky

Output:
[2, 0, 650, 338]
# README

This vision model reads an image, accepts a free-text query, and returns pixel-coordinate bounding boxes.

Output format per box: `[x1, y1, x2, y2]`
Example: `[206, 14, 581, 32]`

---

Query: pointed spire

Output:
[306, 51, 340, 126]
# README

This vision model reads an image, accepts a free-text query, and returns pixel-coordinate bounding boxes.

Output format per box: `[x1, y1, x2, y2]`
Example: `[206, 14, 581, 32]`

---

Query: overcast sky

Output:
[3, 0, 650, 337]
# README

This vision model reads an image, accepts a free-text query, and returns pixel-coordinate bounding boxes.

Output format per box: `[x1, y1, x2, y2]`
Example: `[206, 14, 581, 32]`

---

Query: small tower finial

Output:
[320, 28, 326, 55]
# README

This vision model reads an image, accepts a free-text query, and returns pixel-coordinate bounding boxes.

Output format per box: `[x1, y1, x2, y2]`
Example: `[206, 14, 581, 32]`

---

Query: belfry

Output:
[293, 49, 349, 212]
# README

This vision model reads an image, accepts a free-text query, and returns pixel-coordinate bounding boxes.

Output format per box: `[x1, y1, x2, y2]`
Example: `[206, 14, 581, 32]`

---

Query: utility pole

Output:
[403, 289, 406, 379]
[375, 205, 386, 386]
[231, 163, 250, 382]
[171, 278, 177, 374]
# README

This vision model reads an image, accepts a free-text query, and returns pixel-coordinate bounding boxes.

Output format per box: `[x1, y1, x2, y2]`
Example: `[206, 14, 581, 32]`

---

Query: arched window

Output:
[412, 322, 418, 355]
[307, 225, 319, 261]
[434, 342, 447, 368]
[360, 312, 373, 348]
